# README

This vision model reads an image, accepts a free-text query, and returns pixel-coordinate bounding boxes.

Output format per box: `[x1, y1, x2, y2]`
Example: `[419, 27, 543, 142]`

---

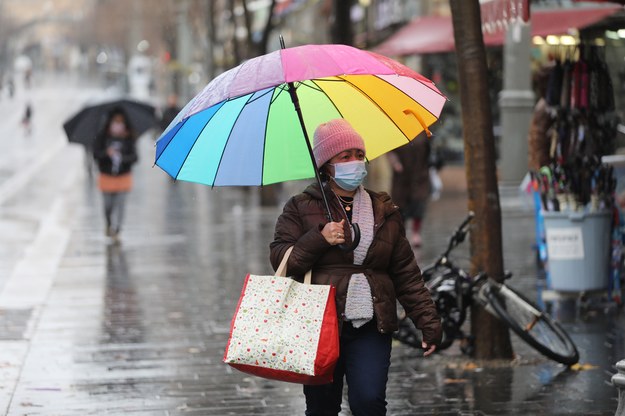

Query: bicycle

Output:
[394, 212, 580, 366]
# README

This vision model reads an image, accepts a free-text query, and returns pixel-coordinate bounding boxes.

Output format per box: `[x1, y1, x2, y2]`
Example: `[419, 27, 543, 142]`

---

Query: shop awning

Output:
[373, 6, 622, 56]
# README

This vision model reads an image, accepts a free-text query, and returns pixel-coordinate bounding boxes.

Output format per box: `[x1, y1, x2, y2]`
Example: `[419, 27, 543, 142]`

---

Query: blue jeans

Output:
[304, 320, 392, 416]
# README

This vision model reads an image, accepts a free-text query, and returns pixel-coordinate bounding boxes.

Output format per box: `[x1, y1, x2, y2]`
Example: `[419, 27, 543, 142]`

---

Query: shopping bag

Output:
[223, 247, 339, 385]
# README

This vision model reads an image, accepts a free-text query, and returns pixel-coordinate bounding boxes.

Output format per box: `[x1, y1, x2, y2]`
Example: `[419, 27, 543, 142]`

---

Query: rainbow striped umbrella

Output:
[155, 44, 446, 188]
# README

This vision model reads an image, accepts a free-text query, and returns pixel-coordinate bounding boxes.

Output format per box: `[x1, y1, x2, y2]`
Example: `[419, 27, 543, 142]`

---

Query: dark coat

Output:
[390, 136, 431, 210]
[269, 182, 442, 345]
[159, 105, 180, 131]
[93, 135, 138, 176]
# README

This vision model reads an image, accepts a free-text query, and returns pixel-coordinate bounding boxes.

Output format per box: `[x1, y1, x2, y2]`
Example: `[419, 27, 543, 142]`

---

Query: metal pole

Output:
[613, 359, 625, 416]
[279, 36, 333, 221]
[279, 37, 360, 250]
[498, 20, 534, 185]
[286, 83, 334, 221]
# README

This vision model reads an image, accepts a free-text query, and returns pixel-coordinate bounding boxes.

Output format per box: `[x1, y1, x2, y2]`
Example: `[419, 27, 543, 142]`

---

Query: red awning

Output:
[373, 6, 622, 56]
[573, 0, 625, 5]
[373, 16, 456, 55]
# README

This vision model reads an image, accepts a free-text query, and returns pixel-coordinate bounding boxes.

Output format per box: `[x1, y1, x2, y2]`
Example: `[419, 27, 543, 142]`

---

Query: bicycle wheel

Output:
[393, 318, 423, 349]
[393, 316, 458, 351]
[422, 268, 470, 351]
[482, 283, 579, 365]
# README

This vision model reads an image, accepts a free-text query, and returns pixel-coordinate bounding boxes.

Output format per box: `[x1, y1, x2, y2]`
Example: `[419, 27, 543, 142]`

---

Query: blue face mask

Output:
[331, 160, 368, 191]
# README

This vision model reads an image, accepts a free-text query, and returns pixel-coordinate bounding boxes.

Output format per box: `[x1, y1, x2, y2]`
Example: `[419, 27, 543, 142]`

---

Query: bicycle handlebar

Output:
[441, 211, 474, 260]
[421, 211, 476, 280]
[458, 211, 475, 233]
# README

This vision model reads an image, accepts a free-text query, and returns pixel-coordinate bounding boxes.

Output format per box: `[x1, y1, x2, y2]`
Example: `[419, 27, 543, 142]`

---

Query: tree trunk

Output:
[332, 0, 353, 45]
[241, 0, 254, 53]
[258, 0, 277, 55]
[235, 0, 277, 58]
[449, 0, 513, 360]
[205, 0, 216, 79]
[228, 0, 241, 65]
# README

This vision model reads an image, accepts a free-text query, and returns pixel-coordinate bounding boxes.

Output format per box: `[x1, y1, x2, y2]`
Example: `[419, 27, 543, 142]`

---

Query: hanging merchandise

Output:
[529, 44, 621, 297]
[532, 159, 616, 213]
[532, 44, 619, 214]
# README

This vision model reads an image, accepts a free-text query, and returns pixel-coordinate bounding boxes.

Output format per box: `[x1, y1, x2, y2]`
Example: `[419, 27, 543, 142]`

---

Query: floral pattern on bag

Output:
[224, 274, 331, 375]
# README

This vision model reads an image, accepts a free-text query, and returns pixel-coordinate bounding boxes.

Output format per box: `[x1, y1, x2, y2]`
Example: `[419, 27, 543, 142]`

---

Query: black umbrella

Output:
[63, 98, 157, 147]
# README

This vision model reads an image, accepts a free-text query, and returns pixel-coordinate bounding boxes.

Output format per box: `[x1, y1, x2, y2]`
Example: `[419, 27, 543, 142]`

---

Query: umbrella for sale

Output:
[155, 42, 447, 249]
[64, 98, 157, 147]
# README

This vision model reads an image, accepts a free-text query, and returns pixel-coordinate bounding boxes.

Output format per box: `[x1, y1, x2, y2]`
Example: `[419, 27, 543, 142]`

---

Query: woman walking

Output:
[269, 119, 441, 416]
[93, 107, 138, 244]
[388, 135, 432, 247]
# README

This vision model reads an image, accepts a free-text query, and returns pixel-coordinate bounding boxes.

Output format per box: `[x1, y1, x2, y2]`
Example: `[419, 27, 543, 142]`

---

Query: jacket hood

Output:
[302, 182, 330, 200]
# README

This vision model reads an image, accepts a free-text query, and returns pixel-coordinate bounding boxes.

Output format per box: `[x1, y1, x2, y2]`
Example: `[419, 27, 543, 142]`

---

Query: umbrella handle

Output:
[404, 108, 432, 138]
[339, 222, 360, 252]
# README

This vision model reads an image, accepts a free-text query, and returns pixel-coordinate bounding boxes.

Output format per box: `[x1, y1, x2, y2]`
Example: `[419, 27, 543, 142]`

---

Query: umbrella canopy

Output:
[64, 98, 157, 147]
[154, 43, 447, 187]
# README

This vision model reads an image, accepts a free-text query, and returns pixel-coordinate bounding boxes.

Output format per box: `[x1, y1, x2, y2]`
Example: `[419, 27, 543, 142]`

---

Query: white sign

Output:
[546, 227, 584, 260]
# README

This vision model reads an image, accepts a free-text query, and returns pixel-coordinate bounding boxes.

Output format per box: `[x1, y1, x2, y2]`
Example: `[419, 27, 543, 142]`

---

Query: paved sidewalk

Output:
[0, 76, 623, 415]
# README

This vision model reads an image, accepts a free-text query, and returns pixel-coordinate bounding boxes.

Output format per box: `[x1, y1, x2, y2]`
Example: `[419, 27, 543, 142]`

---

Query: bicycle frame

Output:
[407, 213, 513, 350]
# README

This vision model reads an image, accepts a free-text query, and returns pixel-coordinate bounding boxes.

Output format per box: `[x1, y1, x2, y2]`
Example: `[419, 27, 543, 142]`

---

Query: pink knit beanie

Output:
[312, 119, 366, 168]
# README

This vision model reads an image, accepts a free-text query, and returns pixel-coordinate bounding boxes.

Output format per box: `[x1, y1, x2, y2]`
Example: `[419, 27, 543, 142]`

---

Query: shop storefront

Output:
[374, 4, 625, 299]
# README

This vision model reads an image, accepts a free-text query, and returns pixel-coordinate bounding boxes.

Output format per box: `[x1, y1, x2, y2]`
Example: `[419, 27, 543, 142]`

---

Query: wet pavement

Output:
[0, 76, 624, 415]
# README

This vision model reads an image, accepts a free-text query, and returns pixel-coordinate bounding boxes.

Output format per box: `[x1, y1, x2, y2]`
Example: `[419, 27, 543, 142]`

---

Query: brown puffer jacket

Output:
[269, 182, 442, 345]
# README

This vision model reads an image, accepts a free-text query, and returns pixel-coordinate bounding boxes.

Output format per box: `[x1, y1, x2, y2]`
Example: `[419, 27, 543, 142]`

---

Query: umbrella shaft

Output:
[287, 81, 334, 222]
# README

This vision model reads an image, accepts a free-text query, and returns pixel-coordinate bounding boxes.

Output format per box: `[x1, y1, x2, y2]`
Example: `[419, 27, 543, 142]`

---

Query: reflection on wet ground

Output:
[102, 246, 143, 344]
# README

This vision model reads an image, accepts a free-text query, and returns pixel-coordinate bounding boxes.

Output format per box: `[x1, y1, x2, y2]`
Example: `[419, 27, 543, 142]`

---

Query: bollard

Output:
[613, 360, 625, 416]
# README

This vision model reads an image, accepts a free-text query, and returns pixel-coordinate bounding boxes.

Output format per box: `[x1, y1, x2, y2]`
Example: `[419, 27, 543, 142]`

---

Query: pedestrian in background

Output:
[270, 119, 441, 416]
[21, 103, 33, 136]
[7, 76, 14, 98]
[159, 94, 180, 133]
[24, 68, 32, 89]
[388, 134, 432, 247]
[528, 65, 554, 172]
[93, 107, 138, 244]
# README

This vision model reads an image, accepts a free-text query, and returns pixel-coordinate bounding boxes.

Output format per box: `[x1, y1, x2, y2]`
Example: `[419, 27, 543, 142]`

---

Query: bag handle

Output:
[275, 246, 313, 285]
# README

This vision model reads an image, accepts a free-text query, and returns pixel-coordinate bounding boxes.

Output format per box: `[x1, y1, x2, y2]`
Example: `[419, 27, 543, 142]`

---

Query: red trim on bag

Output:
[313, 285, 339, 381]
[223, 274, 252, 362]
[229, 361, 334, 385]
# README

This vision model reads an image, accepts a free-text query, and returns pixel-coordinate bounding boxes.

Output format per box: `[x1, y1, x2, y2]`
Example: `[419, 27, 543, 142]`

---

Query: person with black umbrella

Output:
[93, 107, 138, 244]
